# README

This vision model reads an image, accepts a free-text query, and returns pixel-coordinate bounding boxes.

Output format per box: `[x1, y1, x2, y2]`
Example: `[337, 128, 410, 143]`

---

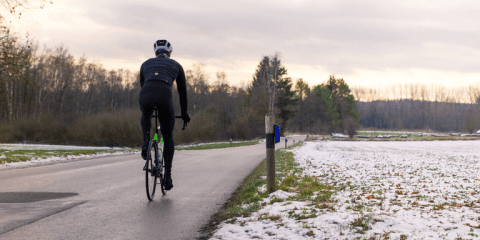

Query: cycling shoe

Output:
[164, 177, 173, 190]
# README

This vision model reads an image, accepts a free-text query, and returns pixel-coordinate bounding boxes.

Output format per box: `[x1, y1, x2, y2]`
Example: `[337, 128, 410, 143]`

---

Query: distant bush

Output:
[173, 105, 221, 144]
[72, 109, 143, 147]
[0, 107, 244, 147]
[344, 116, 360, 138]
[0, 111, 141, 147]
[0, 115, 69, 144]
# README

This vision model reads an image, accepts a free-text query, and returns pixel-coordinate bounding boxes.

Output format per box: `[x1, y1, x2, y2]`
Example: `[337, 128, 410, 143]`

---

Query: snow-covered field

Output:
[211, 140, 480, 240]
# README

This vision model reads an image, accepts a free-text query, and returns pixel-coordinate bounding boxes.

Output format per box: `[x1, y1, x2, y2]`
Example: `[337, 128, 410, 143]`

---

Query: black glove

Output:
[182, 112, 191, 123]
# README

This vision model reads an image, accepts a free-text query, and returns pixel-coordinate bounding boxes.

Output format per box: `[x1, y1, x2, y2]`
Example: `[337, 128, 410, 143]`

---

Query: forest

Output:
[352, 84, 480, 133]
[357, 100, 480, 133]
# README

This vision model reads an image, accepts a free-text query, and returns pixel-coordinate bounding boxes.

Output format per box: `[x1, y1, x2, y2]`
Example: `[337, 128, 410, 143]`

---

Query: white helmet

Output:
[154, 39, 173, 55]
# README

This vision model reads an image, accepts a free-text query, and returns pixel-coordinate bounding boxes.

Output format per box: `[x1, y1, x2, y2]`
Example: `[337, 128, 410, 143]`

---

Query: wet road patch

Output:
[0, 192, 78, 203]
[0, 199, 86, 236]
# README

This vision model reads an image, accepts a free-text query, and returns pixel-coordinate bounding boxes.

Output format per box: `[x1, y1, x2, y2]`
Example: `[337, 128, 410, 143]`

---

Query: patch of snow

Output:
[211, 140, 480, 240]
[176, 140, 261, 148]
[257, 185, 266, 193]
[0, 144, 136, 170]
[358, 131, 423, 134]
[431, 134, 448, 137]
[268, 190, 297, 200]
[331, 133, 348, 138]
[0, 143, 125, 150]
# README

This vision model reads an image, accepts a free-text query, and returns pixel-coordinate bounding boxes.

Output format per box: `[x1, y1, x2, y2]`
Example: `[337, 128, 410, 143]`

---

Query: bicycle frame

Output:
[152, 108, 164, 149]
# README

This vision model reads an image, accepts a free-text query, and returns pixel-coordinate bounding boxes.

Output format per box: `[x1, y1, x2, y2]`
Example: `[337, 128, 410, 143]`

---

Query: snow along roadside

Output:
[0, 147, 140, 171]
[210, 140, 480, 240]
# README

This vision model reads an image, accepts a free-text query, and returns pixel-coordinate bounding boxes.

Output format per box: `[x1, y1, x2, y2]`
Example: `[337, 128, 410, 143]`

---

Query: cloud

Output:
[9, 0, 480, 86]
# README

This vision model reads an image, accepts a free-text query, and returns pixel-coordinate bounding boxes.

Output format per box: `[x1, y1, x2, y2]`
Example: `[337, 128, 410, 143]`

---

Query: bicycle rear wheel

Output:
[145, 141, 157, 201]
[157, 147, 166, 195]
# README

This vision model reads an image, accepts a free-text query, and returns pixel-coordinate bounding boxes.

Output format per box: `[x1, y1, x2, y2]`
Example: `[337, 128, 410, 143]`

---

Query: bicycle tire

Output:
[145, 140, 157, 201]
[157, 147, 166, 195]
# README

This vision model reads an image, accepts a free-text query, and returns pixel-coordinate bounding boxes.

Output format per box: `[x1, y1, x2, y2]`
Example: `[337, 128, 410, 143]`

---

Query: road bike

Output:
[145, 106, 187, 201]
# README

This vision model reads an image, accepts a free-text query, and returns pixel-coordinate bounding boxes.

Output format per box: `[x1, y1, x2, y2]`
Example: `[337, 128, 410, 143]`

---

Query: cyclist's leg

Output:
[155, 89, 175, 189]
[160, 112, 175, 190]
[141, 111, 153, 142]
[160, 97, 175, 176]
[159, 107, 175, 176]
[139, 96, 154, 160]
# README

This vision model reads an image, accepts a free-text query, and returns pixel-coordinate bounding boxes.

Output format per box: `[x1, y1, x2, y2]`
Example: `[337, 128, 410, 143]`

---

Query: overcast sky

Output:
[7, 0, 480, 87]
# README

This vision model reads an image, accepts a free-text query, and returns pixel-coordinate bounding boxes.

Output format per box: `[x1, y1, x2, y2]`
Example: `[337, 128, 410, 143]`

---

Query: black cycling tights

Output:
[139, 84, 175, 173]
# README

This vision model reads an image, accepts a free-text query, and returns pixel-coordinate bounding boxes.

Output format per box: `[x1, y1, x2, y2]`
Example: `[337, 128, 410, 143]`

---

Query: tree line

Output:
[3, 18, 478, 146]
[352, 83, 480, 104]
[2, 0, 480, 146]
[169, 55, 361, 140]
[1, 20, 361, 145]
[351, 83, 480, 133]
[0, 44, 140, 122]
[356, 100, 480, 133]
[287, 76, 360, 137]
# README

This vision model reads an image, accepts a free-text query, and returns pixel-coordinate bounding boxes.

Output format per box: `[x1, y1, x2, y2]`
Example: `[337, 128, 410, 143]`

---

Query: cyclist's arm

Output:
[139, 65, 145, 87]
[176, 64, 188, 114]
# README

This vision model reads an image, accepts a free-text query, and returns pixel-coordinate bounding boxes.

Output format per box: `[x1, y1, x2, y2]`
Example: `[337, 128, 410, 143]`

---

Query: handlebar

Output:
[175, 116, 188, 130]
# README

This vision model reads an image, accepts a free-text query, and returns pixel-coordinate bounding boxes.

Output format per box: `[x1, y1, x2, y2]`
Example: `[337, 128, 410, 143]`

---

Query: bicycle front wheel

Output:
[145, 140, 157, 201]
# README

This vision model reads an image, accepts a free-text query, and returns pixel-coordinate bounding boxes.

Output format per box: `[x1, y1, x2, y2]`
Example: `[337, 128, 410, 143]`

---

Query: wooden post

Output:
[265, 114, 275, 193]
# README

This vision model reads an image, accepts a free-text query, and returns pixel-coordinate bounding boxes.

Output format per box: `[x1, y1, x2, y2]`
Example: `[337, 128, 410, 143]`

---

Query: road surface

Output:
[0, 136, 304, 240]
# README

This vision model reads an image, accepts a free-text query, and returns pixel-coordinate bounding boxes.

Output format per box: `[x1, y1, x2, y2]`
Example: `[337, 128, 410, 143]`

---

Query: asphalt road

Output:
[0, 136, 304, 240]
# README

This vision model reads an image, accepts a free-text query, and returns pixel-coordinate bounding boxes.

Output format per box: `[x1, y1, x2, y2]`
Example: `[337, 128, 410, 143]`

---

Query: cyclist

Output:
[139, 39, 190, 190]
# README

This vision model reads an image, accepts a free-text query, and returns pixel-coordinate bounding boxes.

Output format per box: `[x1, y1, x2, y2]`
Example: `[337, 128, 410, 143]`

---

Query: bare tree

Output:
[268, 54, 281, 114]
[185, 63, 208, 115]
[1, 0, 52, 16]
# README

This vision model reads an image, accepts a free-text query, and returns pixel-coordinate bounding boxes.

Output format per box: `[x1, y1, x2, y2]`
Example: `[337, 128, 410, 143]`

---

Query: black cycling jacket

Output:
[139, 55, 188, 114]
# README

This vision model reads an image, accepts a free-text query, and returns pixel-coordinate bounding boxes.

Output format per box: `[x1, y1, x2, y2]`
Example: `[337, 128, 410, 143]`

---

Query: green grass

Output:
[0, 149, 131, 164]
[402, 136, 480, 141]
[209, 141, 332, 222]
[350, 215, 373, 234]
[357, 131, 417, 136]
[197, 140, 333, 239]
[203, 143, 305, 225]
[175, 140, 259, 150]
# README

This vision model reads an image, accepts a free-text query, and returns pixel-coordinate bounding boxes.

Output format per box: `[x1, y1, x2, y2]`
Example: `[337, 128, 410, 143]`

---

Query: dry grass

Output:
[0, 107, 252, 147]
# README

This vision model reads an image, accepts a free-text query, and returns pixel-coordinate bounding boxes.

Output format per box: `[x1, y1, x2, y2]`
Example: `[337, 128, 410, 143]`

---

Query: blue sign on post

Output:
[274, 125, 280, 143]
